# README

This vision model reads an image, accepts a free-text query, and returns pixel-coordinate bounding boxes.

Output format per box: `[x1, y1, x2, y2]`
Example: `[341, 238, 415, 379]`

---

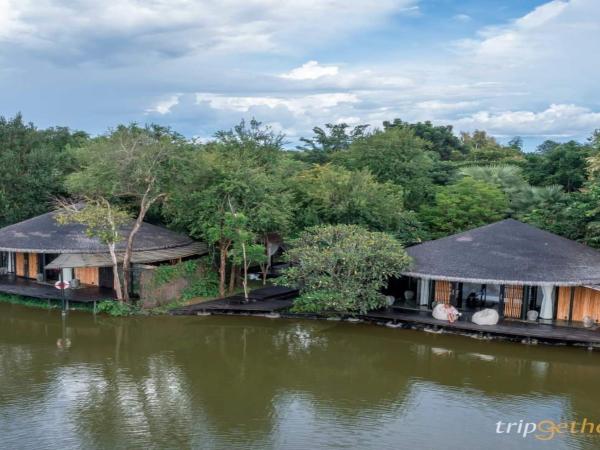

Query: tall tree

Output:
[289, 164, 423, 244]
[56, 199, 130, 300]
[460, 130, 524, 164]
[523, 140, 590, 192]
[383, 118, 467, 161]
[333, 127, 436, 209]
[0, 114, 87, 226]
[419, 177, 508, 237]
[296, 122, 369, 164]
[166, 120, 294, 297]
[66, 124, 184, 301]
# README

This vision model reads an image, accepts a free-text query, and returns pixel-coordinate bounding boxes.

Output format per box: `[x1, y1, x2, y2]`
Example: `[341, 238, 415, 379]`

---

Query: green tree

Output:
[66, 124, 184, 301]
[277, 224, 411, 314]
[333, 127, 436, 209]
[0, 114, 87, 226]
[419, 177, 509, 237]
[165, 121, 294, 296]
[289, 164, 423, 244]
[461, 130, 524, 164]
[383, 118, 467, 161]
[523, 140, 590, 192]
[56, 199, 130, 300]
[296, 122, 369, 164]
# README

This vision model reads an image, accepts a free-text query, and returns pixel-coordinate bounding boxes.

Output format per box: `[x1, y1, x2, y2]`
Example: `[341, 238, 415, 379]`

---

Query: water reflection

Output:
[1, 303, 599, 449]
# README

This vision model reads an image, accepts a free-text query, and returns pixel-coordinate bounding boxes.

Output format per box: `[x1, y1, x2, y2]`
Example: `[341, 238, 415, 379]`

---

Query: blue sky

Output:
[0, 0, 599, 150]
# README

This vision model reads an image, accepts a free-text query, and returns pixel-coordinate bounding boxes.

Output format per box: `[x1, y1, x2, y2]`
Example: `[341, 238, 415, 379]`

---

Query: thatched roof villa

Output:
[0, 210, 206, 301]
[391, 219, 600, 325]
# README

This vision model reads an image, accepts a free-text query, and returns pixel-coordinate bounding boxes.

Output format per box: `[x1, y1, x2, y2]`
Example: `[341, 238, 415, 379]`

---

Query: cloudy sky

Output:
[0, 0, 599, 149]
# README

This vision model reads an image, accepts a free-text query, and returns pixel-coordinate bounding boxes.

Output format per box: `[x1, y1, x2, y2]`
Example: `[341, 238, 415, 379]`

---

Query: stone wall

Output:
[138, 264, 190, 309]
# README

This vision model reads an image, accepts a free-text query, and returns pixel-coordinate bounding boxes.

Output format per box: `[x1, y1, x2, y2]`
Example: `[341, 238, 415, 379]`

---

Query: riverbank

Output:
[172, 291, 600, 349]
[5, 290, 600, 349]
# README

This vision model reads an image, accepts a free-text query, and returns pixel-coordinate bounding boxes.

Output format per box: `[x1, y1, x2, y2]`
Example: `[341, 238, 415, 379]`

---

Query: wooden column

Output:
[568, 287, 575, 322]
[498, 285, 505, 319]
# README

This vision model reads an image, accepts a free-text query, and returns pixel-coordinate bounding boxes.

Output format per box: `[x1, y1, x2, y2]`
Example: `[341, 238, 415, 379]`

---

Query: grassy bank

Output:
[0, 293, 94, 312]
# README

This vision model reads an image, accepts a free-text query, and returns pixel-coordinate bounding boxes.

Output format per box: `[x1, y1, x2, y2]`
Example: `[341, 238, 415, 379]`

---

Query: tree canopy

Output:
[2, 111, 600, 310]
[277, 224, 411, 314]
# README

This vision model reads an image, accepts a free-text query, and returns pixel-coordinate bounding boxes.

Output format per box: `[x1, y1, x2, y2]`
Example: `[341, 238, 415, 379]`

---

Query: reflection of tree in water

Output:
[1, 304, 600, 448]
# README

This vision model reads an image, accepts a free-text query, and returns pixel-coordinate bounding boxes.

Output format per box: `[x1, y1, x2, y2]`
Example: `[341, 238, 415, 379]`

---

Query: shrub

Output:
[181, 270, 220, 300]
[150, 258, 220, 301]
[277, 224, 411, 314]
[96, 300, 138, 316]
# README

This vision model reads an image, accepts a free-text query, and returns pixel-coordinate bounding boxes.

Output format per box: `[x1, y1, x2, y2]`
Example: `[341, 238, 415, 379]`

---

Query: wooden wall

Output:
[556, 287, 571, 321]
[15, 252, 38, 279]
[434, 280, 451, 304]
[504, 285, 523, 319]
[75, 267, 99, 286]
[556, 286, 600, 323]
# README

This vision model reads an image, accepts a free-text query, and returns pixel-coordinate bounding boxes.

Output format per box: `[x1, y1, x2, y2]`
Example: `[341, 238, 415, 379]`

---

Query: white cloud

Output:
[195, 92, 359, 115]
[0, 0, 419, 61]
[280, 61, 339, 80]
[453, 104, 600, 137]
[416, 100, 479, 112]
[453, 14, 471, 22]
[145, 94, 180, 115]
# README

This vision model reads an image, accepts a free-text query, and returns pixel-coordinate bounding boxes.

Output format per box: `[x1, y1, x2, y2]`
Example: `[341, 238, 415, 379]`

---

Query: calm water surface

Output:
[1, 302, 600, 450]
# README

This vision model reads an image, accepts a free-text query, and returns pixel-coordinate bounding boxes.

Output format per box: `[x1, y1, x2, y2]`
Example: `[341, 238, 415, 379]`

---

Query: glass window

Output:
[484, 284, 502, 303]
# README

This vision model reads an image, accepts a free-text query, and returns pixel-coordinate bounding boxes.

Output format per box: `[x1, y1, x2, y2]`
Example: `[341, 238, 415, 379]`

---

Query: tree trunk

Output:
[241, 242, 249, 300]
[108, 243, 123, 301]
[219, 244, 227, 298]
[229, 262, 237, 294]
[122, 208, 146, 302]
[261, 235, 271, 286]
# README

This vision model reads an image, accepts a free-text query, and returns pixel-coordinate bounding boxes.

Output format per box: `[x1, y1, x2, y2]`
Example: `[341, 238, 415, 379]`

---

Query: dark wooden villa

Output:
[0, 210, 206, 301]
[388, 219, 600, 328]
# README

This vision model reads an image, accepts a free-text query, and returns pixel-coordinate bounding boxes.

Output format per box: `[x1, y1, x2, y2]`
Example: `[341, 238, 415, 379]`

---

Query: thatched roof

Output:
[403, 219, 600, 286]
[0, 210, 198, 254]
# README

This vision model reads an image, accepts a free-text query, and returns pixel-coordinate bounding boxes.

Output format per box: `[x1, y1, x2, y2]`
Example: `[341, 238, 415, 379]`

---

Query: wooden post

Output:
[429, 280, 436, 309]
[521, 286, 529, 320]
[553, 286, 559, 321]
[568, 287, 575, 323]
[498, 285, 505, 319]
[60, 270, 67, 315]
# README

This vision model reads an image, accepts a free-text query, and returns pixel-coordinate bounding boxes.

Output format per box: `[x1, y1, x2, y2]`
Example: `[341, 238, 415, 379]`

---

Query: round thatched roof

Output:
[403, 219, 600, 286]
[0, 210, 195, 254]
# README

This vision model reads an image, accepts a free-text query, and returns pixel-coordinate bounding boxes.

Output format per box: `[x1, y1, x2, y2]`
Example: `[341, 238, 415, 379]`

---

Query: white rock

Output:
[583, 315, 595, 328]
[471, 308, 499, 326]
[526, 310, 539, 321]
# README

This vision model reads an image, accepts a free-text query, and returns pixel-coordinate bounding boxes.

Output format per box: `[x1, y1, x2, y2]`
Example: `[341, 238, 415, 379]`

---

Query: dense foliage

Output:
[277, 225, 411, 314]
[2, 111, 600, 311]
[0, 114, 86, 226]
[152, 259, 219, 300]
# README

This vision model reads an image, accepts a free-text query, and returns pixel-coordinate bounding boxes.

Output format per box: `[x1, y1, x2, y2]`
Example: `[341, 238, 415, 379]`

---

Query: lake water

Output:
[1, 302, 600, 450]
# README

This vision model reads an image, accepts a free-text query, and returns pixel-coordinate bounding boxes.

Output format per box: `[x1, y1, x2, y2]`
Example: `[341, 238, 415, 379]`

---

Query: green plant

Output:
[0, 293, 57, 309]
[181, 271, 220, 299]
[96, 300, 139, 316]
[277, 224, 410, 314]
[290, 291, 353, 314]
[152, 260, 199, 287]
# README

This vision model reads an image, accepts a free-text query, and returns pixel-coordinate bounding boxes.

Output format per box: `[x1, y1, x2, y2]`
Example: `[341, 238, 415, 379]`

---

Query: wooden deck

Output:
[172, 287, 600, 346]
[0, 275, 116, 303]
[171, 286, 298, 315]
[362, 309, 600, 346]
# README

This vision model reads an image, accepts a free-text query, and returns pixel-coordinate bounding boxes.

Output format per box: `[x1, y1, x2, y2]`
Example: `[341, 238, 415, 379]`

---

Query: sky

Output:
[0, 0, 599, 150]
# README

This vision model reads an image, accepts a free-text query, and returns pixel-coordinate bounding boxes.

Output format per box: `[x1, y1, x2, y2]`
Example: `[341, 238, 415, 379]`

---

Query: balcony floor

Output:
[0, 275, 116, 303]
